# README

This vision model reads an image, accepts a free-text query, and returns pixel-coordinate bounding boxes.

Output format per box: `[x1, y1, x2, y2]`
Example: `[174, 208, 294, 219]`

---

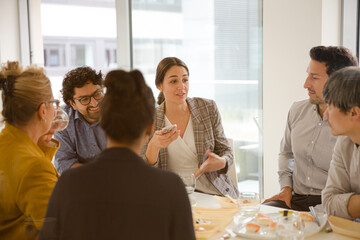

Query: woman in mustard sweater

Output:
[0, 62, 60, 239]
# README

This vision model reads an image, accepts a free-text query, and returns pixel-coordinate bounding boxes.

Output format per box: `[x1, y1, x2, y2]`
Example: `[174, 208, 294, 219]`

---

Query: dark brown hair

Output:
[155, 57, 189, 105]
[61, 66, 103, 105]
[323, 66, 360, 113]
[310, 46, 358, 76]
[100, 70, 155, 144]
[0, 61, 52, 125]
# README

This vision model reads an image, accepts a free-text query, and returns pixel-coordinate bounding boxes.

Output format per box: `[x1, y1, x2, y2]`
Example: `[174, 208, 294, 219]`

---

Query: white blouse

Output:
[165, 116, 221, 195]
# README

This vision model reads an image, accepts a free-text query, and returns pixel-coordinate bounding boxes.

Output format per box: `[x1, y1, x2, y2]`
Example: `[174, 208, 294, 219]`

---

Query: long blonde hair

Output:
[0, 61, 52, 126]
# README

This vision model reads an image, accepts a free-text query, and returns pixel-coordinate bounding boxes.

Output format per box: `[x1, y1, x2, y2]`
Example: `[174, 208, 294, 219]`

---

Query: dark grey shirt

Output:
[54, 105, 106, 174]
[322, 136, 360, 219]
[278, 100, 337, 195]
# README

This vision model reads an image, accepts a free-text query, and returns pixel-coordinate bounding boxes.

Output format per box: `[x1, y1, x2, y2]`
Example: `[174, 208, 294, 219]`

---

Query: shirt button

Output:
[307, 177, 310, 181]
[311, 141, 314, 144]
[225, 188, 229, 192]
[308, 158, 311, 162]
[318, 123, 322, 126]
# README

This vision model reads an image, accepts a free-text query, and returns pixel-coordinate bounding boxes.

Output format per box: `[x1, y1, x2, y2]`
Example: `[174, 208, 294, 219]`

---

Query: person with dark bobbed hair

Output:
[0, 61, 60, 239]
[264, 46, 358, 211]
[322, 67, 360, 220]
[39, 70, 195, 240]
[141, 57, 239, 198]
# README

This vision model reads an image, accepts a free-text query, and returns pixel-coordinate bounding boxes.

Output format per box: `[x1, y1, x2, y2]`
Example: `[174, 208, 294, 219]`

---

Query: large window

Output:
[342, 0, 359, 59]
[41, 0, 117, 100]
[40, 0, 263, 194]
[131, 0, 263, 193]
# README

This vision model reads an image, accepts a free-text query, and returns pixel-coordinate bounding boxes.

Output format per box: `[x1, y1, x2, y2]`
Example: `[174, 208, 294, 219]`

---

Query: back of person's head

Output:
[0, 61, 52, 126]
[323, 66, 360, 113]
[155, 57, 189, 105]
[101, 70, 155, 144]
[62, 66, 103, 105]
[310, 46, 358, 76]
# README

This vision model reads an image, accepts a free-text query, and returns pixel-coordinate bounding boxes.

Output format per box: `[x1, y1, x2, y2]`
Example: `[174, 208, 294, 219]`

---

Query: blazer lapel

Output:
[187, 98, 205, 166]
[156, 102, 168, 169]
[156, 102, 166, 130]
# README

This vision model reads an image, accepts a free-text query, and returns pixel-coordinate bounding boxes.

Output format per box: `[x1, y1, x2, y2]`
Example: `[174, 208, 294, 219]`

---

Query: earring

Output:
[42, 118, 47, 123]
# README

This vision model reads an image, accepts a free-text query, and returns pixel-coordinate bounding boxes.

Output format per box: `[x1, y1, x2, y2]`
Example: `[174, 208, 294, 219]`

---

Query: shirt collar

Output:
[313, 104, 328, 121]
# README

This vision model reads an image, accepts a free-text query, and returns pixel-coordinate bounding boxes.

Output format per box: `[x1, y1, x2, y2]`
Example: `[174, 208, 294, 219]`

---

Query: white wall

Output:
[0, 0, 21, 62]
[0, 0, 22, 128]
[263, 0, 341, 198]
[0, 0, 44, 128]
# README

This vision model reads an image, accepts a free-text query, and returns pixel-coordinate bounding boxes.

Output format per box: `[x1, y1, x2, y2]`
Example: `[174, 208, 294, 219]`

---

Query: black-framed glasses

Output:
[73, 89, 104, 106]
[45, 99, 60, 109]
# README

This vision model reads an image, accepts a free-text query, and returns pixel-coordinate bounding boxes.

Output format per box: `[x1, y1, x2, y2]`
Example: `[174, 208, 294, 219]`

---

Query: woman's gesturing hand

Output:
[194, 149, 226, 178]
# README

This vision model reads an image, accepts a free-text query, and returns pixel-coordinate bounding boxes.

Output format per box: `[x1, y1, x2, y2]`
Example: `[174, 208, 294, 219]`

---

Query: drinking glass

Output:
[238, 192, 260, 216]
[179, 173, 196, 195]
[276, 215, 304, 240]
[51, 108, 69, 132]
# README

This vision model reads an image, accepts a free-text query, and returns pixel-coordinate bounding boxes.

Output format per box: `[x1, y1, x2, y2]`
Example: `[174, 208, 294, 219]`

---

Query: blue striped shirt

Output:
[54, 105, 106, 174]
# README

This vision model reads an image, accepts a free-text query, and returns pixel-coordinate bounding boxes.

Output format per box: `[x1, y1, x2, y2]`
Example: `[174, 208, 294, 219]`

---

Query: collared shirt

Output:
[322, 136, 360, 219]
[54, 105, 106, 174]
[278, 100, 337, 195]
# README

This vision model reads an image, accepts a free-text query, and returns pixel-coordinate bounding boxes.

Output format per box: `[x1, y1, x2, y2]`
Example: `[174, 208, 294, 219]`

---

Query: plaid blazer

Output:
[141, 97, 239, 198]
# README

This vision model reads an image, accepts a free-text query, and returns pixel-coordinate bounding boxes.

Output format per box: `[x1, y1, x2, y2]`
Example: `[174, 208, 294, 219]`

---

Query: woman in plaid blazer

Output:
[141, 57, 239, 198]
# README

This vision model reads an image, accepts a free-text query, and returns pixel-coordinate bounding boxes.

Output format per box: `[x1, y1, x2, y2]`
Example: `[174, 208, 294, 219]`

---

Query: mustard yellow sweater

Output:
[0, 123, 59, 239]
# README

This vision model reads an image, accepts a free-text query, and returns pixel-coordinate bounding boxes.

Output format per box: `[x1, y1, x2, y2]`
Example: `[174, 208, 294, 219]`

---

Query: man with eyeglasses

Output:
[54, 66, 106, 174]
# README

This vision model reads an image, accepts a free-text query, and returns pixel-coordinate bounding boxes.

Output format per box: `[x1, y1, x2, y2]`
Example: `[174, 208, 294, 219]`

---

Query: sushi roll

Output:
[246, 223, 261, 233]
[256, 217, 274, 226]
[300, 212, 314, 222]
[255, 213, 274, 226]
[256, 213, 271, 218]
[269, 221, 277, 230]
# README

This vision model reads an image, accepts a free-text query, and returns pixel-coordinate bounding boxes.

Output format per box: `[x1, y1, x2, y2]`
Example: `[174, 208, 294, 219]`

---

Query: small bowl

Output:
[328, 215, 360, 239]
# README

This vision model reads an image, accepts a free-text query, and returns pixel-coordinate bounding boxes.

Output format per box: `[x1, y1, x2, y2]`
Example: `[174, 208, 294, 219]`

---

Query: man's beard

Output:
[78, 105, 100, 122]
[309, 95, 324, 105]
[85, 106, 100, 121]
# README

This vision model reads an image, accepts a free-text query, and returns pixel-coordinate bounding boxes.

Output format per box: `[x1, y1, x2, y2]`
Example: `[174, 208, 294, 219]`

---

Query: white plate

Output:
[233, 212, 327, 240]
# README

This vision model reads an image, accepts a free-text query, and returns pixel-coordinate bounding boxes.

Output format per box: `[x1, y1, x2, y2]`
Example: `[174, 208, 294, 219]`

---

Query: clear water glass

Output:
[51, 108, 69, 132]
[179, 173, 196, 195]
[237, 192, 260, 216]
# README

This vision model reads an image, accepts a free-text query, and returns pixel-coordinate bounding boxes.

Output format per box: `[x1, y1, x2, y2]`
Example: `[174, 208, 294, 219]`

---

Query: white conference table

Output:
[192, 192, 357, 240]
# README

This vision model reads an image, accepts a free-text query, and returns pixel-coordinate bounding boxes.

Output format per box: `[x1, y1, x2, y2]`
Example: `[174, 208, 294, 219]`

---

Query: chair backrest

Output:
[227, 138, 238, 186]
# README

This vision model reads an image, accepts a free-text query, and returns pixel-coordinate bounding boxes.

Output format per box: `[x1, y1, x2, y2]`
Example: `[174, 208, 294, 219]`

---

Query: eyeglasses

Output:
[73, 89, 104, 106]
[45, 99, 60, 109]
